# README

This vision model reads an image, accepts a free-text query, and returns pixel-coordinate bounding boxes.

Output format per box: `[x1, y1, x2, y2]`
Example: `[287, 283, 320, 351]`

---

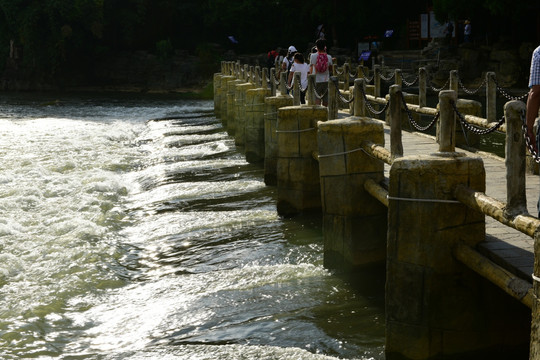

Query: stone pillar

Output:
[357, 65, 365, 80]
[389, 85, 403, 159]
[449, 69, 459, 94]
[353, 78, 366, 117]
[439, 90, 457, 152]
[245, 87, 269, 163]
[227, 78, 243, 135]
[386, 150, 488, 359]
[214, 72, 223, 117]
[504, 100, 527, 217]
[279, 72, 288, 96]
[254, 66, 261, 86]
[264, 94, 293, 185]
[270, 68, 277, 97]
[419, 67, 427, 108]
[220, 75, 235, 125]
[234, 82, 255, 146]
[276, 105, 327, 216]
[342, 63, 350, 91]
[486, 72, 496, 123]
[454, 98, 482, 148]
[394, 69, 402, 87]
[307, 74, 316, 105]
[293, 72, 301, 106]
[328, 77, 338, 120]
[318, 116, 386, 270]
[374, 65, 381, 98]
[262, 67, 269, 92]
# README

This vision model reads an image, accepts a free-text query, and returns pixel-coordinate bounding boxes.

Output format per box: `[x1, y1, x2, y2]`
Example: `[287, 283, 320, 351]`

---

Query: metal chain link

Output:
[492, 77, 529, 101]
[399, 91, 439, 131]
[363, 75, 374, 83]
[314, 86, 328, 100]
[428, 77, 449, 92]
[522, 109, 540, 163]
[380, 72, 395, 82]
[402, 74, 419, 87]
[332, 78, 354, 104]
[450, 100, 505, 135]
[349, 71, 357, 78]
[359, 85, 389, 115]
[457, 75, 486, 95]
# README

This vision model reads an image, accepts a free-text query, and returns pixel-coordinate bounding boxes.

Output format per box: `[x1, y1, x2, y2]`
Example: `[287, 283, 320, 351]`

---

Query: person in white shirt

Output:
[287, 53, 309, 104]
[282, 45, 297, 74]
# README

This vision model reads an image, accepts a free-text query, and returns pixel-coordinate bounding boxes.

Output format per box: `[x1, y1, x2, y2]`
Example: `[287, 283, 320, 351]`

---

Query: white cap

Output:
[288, 45, 297, 53]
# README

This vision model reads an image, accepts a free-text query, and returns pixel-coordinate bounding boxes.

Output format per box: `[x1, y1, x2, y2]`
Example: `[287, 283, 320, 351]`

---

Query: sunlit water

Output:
[0, 93, 385, 359]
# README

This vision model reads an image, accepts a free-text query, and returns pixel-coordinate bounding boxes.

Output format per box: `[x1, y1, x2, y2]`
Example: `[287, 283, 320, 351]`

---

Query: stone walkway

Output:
[380, 124, 536, 281]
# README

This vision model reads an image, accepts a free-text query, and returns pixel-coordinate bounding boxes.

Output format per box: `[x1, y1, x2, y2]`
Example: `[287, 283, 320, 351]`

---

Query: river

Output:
[0, 93, 385, 359]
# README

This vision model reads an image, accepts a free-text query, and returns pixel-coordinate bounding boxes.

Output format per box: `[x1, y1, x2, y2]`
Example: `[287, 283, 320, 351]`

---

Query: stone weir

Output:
[213, 61, 540, 360]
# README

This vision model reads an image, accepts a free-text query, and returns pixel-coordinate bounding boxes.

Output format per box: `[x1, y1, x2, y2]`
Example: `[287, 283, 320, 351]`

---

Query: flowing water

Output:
[0, 93, 385, 359]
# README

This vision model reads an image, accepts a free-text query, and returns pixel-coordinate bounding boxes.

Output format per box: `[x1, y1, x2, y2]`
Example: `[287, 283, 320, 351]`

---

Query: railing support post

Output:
[419, 67, 427, 108]
[243, 64, 249, 82]
[486, 72, 497, 123]
[262, 67, 268, 91]
[279, 72, 288, 95]
[254, 66, 260, 86]
[374, 65, 381, 98]
[293, 72, 301, 106]
[353, 78, 366, 117]
[438, 90, 457, 152]
[394, 69, 402, 88]
[307, 74, 316, 105]
[504, 100, 528, 216]
[343, 63, 350, 91]
[269, 68, 277, 96]
[328, 77, 338, 120]
[450, 69, 459, 93]
[389, 85, 403, 159]
[357, 65, 365, 80]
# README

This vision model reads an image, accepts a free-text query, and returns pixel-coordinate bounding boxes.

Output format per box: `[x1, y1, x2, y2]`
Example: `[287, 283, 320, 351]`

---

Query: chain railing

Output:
[493, 77, 529, 101]
[402, 74, 419, 87]
[457, 76, 487, 95]
[399, 91, 439, 131]
[522, 109, 540, 164]
[359, 85, 389, 115]
[450, 100, 506, 135]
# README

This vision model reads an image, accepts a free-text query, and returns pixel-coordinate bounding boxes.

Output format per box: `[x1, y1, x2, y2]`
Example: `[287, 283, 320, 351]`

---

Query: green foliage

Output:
[156, 38, 173, 60]
[0, 0, 535, 85]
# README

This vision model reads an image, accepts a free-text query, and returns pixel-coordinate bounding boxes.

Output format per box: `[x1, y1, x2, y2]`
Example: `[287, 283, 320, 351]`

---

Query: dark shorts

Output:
[315, 82, 328, 103]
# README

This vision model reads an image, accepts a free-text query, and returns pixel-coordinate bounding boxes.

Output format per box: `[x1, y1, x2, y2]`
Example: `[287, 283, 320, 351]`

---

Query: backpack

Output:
[315, 52, 328, 73]
[286, 55, 294, 75]
[267, 50, 277, 68]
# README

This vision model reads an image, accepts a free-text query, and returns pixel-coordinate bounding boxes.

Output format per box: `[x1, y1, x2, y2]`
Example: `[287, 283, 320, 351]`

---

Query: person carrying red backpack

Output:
[308, 38, 333, 106]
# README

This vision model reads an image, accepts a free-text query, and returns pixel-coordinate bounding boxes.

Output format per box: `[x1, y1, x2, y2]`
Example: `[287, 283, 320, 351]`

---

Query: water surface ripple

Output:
[0, 94, 384, 359]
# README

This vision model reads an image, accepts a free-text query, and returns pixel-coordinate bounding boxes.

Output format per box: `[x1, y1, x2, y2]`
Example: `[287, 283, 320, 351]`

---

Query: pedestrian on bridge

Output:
[526, 45, 540, 216]
[309, 38, 333, 106]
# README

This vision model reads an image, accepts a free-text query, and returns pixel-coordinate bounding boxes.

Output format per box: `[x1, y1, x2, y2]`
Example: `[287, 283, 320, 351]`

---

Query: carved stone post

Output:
[504, 100, 528, 216]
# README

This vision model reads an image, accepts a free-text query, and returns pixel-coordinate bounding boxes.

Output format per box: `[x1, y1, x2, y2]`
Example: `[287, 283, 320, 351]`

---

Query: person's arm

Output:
[527, 85, 540, 151]
[288, 71, 294, 86]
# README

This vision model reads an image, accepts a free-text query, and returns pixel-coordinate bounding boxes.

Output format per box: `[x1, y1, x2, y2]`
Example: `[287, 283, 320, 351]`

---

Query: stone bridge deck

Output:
[378, 122, 536, 281]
